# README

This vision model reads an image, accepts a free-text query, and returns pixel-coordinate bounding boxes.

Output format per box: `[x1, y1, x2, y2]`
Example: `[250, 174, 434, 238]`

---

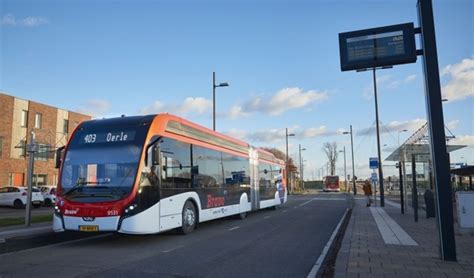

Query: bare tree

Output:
[322, 142, 338, 176]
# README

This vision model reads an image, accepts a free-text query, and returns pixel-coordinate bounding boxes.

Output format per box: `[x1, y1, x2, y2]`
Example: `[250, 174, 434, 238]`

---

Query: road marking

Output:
[228, 226, 240, 231]
[307, 208, 349, 278]
[370, 207, 417, 246]
[264, 216, 271, 219]
[299, 199, 315, 207]
[162, 245, 184, 253]
[282, 210, 288, 213]
[312, 197, 347, 201]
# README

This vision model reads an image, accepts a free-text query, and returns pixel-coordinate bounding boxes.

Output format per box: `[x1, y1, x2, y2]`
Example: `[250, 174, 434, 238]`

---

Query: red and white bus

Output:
[53, 114, 287, 234]
[323, 176, 340, 192]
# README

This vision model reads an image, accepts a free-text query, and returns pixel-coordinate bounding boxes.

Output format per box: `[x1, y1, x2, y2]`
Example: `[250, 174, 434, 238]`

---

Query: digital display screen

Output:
[78, 131, 136, 144]
[339, 23, 416, 71]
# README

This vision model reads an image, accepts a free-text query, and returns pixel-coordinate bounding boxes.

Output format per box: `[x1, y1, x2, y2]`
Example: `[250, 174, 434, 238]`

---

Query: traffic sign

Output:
[369, 157, 379, 169]
[371, 172, 378, 182]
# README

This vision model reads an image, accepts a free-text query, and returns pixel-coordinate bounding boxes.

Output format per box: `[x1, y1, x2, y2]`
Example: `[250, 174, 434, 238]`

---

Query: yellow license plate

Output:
[79, 225, 99, 232]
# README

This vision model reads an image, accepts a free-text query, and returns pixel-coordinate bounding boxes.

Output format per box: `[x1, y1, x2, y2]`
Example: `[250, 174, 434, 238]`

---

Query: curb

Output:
[334, 195, 356, 278]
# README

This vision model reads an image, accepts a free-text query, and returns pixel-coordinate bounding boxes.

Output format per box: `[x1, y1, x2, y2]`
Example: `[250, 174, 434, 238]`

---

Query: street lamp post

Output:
[340, 147, 347, 192]
[343, 125, 357, 195]
[212, 72, 229, 131]
[285, 128, 295, 194]
[298, 144, 306, 191]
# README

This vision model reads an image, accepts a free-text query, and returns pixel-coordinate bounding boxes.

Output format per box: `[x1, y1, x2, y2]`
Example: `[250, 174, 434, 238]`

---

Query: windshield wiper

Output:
[64, 179, 110, 196]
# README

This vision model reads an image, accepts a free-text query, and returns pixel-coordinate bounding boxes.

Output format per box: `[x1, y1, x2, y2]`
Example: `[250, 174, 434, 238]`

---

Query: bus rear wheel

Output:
[180, 201, 196, 235]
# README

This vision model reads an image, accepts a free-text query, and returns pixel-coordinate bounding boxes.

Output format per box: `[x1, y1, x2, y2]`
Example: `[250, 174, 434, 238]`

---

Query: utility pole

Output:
[373, 68, 385, 207]
[25, 131, 37, 227]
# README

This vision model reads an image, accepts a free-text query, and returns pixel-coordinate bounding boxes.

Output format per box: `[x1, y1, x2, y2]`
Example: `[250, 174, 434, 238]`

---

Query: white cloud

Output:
[228, 105, 250, 120]
[446, 120, 460, 130]
[404, 74, 417, 83]
[301, 126, 328, 138]
[77, 99, 112, 117]
[224, 128, 248, 142]
[140, 101, 165, 114]
[1, 14, 49, 27]
[441, 58, 474, 102]
[140, 97, 212, 118]
[449, 135, 474, 146]
[247, 128, 286, 143]
[177, 97, 212, 115]
[357, 119, 426, 135]
[229, 87, 328, 119]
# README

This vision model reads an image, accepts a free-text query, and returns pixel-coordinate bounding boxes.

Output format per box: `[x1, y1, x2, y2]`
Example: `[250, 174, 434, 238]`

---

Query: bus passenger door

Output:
[249, 148, 259, 211]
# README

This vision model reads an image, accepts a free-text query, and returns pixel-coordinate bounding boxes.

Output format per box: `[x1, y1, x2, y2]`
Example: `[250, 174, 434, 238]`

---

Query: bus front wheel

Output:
[180, 201, 196, 235]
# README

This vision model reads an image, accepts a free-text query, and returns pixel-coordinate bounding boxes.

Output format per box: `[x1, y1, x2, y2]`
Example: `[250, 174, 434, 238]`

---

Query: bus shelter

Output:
[385, 123, 466, 213]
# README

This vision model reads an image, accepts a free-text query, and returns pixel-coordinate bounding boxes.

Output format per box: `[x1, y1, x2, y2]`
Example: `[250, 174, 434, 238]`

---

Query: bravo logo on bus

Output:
[207, 195, 225, 208]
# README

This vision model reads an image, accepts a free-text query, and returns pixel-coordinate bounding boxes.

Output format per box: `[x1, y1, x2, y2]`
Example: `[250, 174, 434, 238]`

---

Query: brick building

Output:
[0, 92, 91, 186]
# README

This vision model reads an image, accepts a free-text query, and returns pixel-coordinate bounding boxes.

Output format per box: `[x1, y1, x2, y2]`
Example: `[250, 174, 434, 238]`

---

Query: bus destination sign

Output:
[81, 131, 136, 144]
[339, 23, 417, 71]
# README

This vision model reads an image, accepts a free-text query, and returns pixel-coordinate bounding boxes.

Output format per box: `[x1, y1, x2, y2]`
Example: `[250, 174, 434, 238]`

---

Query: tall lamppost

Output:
[285, 128, 295, 194]
[343, 125, 357, 195]
[298, 144, 306, 191]
[212, 72, 229, 131]
[340, 147, 347, 192]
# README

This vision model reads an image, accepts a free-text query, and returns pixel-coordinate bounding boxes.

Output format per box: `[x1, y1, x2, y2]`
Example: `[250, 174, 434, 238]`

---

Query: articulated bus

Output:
[53, 114, 287, 234]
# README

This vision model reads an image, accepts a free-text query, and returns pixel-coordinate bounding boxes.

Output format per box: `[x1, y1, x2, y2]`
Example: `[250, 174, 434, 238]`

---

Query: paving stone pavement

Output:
[334, 197, 474, 278]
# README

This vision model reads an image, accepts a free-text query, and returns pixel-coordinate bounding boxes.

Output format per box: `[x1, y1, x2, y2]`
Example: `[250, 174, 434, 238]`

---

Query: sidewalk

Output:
[0, 222, 52, 242]
[334, 197, 474, 278]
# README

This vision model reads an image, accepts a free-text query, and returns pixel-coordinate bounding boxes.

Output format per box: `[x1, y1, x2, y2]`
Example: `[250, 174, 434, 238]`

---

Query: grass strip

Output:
[0, 214, 53, 227]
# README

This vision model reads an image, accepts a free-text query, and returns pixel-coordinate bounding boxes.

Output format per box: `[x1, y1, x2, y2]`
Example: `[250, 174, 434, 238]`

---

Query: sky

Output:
[1, 0, 473, 180]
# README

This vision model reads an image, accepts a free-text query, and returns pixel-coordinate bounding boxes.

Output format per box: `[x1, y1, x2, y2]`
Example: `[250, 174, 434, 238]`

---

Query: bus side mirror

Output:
[55, 146, 65, 169]
[264, 169, 268, 174]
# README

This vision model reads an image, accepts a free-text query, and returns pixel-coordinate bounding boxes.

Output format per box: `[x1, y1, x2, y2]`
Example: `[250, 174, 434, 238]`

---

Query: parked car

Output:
[0, 186, 44, 208]
[38, 185, 56, 206]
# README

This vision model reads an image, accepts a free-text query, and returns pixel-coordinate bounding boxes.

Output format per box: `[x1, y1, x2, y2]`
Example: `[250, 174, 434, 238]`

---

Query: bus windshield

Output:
[60, 126, 148, 202]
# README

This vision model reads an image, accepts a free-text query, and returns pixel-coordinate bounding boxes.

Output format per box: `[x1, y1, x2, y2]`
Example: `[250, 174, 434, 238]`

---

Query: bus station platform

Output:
[334, 196, 474, 278]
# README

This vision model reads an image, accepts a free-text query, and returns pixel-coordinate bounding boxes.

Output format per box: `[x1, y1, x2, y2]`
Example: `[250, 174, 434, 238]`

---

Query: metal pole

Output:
[212, 72, 216, 131]
[343, 146, 347, 192]
[350, 125, 357, 195]
[418, 0, 456, 261]
[373, 68, 385, 207]
[399, 161, 405, 214]
[25, 131, 36, 227]
[285, 128, 290, 195]
[412, 154, 418, 222]
[298, 144, 302, 191]
[302, 157, 305, 191]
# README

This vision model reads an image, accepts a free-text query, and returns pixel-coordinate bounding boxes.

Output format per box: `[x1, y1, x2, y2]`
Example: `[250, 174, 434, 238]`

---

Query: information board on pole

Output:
[339, 23, 417, 71]
[369, 157, 379, 169]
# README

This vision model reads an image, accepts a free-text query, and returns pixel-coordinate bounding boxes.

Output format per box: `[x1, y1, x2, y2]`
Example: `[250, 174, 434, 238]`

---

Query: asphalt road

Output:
[0, 193, 350, 278]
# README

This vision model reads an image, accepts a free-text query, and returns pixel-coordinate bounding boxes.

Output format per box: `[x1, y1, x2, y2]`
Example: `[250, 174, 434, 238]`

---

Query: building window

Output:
[21, 110, 28, 127]
[0, 136, 3, 157]
[32, 174, 48, 186]
[35, 144, 50, 161]
[63, 119, 69, 134]
[35, 113, 42, 129]
[20, 140, 27, 157]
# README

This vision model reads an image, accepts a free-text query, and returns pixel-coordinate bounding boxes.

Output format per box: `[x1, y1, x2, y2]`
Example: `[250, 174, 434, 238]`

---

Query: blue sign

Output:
[369, 157, 379, 169]
[371, 172, 378, 182]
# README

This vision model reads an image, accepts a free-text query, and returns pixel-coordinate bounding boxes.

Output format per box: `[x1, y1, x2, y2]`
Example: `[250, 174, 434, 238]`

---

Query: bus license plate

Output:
[79, 225, 99, 232]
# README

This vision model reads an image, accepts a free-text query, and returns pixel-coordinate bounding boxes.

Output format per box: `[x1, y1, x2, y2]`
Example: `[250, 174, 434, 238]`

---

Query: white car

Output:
[0, 186, 44, 208]
[39, 185, 57, 206]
